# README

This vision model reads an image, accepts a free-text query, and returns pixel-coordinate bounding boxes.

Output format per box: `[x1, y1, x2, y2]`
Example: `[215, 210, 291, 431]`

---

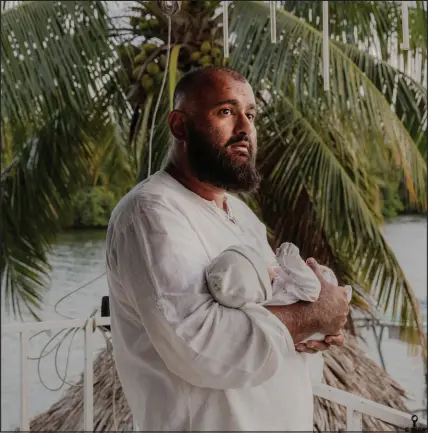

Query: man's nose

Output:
[234, 112, 252, 137]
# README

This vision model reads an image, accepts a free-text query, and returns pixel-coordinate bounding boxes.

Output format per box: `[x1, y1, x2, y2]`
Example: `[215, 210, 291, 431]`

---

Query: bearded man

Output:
[106, 66, 349, 431]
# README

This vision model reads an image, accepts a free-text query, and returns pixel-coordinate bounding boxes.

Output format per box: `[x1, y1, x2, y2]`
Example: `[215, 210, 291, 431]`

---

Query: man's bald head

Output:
[168, 66, 261, 192]
[173, 66, 248, 109]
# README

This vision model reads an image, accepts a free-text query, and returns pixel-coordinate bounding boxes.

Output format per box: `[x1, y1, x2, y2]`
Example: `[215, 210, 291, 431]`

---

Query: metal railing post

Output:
[83, 319, 94, 431]
[20, 329, 30, 431]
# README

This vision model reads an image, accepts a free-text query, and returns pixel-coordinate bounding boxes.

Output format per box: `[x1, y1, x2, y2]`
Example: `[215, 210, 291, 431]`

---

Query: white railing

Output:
[2, 318, 427, 432]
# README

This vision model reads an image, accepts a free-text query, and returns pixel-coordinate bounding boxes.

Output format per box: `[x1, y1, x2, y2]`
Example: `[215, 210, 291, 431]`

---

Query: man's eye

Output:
[220, 108, 232, 115]
[247, 113, 256, 121]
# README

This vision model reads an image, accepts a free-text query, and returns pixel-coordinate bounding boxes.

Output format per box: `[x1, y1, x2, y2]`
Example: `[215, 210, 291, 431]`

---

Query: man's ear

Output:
[168, 110, 188, 141]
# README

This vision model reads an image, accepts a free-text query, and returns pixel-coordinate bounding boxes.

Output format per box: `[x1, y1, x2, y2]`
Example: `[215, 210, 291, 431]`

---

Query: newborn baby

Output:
[205, 243, 352, 344]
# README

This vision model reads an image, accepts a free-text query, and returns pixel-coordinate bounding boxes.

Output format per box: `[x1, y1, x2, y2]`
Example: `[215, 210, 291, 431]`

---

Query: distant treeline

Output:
[65, 176, 424, 230]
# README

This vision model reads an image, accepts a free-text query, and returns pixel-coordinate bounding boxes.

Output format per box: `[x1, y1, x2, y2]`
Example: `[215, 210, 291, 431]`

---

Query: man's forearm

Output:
[265, 302, 318, 344]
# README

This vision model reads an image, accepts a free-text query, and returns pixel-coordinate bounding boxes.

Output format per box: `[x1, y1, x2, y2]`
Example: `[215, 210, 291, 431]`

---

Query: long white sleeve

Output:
[111, 199, 296, 390]
[206, 245, 273, 308]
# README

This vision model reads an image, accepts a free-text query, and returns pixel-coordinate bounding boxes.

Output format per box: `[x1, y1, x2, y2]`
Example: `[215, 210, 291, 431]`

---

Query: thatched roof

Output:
[29, 332, 408, 431]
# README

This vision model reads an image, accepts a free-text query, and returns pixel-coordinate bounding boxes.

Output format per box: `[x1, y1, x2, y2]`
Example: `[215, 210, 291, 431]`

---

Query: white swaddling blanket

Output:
[205, 243, 352, 345]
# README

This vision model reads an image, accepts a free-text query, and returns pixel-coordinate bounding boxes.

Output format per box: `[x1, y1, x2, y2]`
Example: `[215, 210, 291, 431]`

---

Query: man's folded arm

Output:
[113, 202, 296, 389]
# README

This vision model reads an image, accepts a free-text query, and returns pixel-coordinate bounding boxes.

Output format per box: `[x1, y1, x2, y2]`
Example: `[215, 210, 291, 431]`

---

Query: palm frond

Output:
[281, 1, 427, 69]
[1, 1, 128, 127]
[229, 1, 426, 211]
[253, 93, 425, 349]
[334, 40, 427, 152]
[1, 0, 131, 318]
[87, 122, 135, 191]
[1, 100, 122, 319]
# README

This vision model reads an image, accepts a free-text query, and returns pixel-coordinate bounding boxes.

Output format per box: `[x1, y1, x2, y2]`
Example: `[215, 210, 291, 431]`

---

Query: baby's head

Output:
[276, 242, 300, 258]
[206, 245, 272, 308]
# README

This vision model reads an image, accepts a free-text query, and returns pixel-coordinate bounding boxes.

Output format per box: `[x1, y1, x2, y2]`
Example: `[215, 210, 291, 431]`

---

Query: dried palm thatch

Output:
[314, 334, 408, 431]
[29, 332, 408, 431]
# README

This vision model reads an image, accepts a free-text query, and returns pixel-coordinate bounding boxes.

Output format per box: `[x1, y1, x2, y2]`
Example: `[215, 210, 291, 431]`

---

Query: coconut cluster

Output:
[118, 0, 226, 101]
[130, 44, 167, 91]
[190, 41, 223, 67]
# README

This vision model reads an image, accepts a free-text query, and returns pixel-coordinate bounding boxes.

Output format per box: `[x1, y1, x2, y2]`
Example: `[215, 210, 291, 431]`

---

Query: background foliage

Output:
[1, 1, 426, 350]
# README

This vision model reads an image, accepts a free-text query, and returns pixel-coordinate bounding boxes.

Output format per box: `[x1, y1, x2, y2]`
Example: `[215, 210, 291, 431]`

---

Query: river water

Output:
[1, 216, 427, 430]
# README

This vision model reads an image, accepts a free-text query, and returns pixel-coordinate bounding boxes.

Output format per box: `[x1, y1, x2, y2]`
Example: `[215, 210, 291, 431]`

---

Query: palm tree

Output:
[1, 0, 132, 318]
[1, 0, 426, 351]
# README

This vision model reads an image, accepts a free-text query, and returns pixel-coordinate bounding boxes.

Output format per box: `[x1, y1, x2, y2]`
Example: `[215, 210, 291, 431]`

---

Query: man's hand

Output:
[295, 333, 345, 353]
[267, 264, 278, 282]
[306, 257, 349, 334]
[295, 258, 348, 353]
[265, 257, 349, 349]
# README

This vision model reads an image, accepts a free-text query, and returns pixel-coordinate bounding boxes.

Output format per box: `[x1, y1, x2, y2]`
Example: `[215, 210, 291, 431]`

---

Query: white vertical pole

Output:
[402, 1, 409, 50]
[270, 1, 277, 43]
[223, 1, 229, 58]
[346, 406, 363, 431]
[83, 319, 94, 431]
[20, 330, 30, 431]
[322, 1, 330, 91]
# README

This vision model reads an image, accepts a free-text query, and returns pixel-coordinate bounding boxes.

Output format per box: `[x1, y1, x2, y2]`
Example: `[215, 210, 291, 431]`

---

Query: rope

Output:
[147, 15, 172, 177]
[322, 1, 330, 92]
[28, 309, 98, 392]
[270, 1, 277, 44]
[402, 1, 409, 51]
[98, 325, 119, 431]
[223, 1, 229, 58]
[54, 272, 106, 319]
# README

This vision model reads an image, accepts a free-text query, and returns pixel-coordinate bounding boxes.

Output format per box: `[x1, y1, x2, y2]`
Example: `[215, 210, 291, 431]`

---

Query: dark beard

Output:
[186, 122, 261, 193]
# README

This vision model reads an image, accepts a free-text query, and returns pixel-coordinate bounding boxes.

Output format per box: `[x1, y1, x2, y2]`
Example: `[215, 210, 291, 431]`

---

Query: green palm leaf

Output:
[1, 101, 121, 319]
[222, 1, 427, 348]
[229, 1, 426, 208]
[253, 93, 425, 348]
[281, 1, 426, 64]
[1, 1, 128, 126]
[334, 41, 427, 152]
[1, 0, 129, 319]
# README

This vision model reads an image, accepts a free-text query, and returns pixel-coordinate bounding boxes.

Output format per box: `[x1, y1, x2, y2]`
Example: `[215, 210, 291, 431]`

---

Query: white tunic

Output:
[106, 170, 316, 431]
